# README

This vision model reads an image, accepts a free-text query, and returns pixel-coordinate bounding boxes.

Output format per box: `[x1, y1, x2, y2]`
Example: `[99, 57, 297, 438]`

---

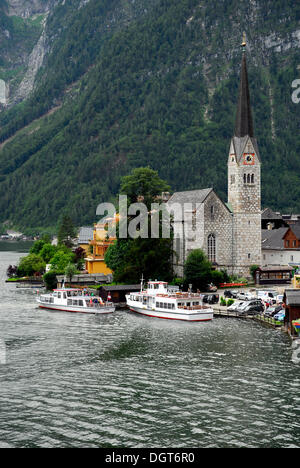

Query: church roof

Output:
[261, 207, 283, 220]
[231, 51, 261, 162]
[167, 188, 213, 205]
[234, 53, 254, 138]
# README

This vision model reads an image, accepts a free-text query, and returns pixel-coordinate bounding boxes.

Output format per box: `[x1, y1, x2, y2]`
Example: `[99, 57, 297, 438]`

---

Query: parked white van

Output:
[257, 290, 277, 304]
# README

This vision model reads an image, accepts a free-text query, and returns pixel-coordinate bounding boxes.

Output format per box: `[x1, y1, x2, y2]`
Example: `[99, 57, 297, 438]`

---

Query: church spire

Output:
[234, 34, 254, 138]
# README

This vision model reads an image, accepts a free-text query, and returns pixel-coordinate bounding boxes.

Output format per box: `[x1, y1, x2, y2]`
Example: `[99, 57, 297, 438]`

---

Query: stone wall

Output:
[203, 191, 234, 273]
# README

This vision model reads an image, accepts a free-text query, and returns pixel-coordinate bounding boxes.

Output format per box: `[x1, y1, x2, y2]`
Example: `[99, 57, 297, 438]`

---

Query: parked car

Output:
[236, 291, 255, 301]
[227, 301, 245, 311]
[237, 301, 264, 316]
[264, 305, 284, 317]
[273, 311, 285, 322]
[257, 290, 278, 305]
[202, 294, 219, 304]
[224, 290, 238, 299]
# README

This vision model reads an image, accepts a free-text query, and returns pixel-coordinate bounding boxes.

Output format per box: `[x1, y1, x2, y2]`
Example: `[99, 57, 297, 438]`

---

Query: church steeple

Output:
[234, 36, 254, 138]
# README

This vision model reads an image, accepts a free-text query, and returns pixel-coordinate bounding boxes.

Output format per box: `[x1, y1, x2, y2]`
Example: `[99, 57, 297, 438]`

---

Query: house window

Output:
[248, 253, 251, 259]
[293, 240, 297, 247]
[291, 255, 294, 262]
[192, 210, 197, 231]
[208, 234, 216, 263]
[286, 240, 290, 247]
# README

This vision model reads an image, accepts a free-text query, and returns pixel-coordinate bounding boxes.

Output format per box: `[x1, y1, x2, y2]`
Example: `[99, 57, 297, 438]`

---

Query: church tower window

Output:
[208, 234, 216, 263]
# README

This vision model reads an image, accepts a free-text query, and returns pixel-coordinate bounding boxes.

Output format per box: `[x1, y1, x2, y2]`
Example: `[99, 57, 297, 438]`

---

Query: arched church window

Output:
[247, 174, 251, 184]
[208, 234, 216, 263]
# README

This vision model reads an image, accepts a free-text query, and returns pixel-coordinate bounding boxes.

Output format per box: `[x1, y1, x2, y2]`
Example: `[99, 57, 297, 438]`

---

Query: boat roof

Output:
[147, 281, 168, 284]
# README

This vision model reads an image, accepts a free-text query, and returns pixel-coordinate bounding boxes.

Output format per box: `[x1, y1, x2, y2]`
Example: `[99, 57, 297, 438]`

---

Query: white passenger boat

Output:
[37, 288, 115, 315]
[126, 280, 213, 322]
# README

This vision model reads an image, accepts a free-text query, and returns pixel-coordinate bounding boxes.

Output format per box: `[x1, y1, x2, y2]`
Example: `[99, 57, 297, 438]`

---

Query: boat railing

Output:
[157, 293, 204, 299]
[178, 305, 210, 310]
[86, 300, 114, 308]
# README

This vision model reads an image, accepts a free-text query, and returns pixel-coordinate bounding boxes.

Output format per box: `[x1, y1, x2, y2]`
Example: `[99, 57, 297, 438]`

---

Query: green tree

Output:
[50, 250, 75, 273]
[18, 254, 46, 277]
[39, 243, 57, 263]
[250, 264, 259, 281]
[183, 249, 212, 291]
[120, 167, 171, 210]
[43, 272, 58, 290]
[105, 167, 173, 283]
[65, 262, 78, 282]
[58, 215, 77, 248]
[30, 240, 46, 255]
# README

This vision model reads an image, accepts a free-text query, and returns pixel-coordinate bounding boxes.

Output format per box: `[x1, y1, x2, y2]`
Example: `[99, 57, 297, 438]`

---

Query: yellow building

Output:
[85, 216, 118, 275]
[292, 274, 300, 289]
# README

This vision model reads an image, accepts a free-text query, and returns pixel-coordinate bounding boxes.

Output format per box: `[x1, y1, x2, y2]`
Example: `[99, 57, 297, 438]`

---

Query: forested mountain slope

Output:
[0, 0, 299, 232]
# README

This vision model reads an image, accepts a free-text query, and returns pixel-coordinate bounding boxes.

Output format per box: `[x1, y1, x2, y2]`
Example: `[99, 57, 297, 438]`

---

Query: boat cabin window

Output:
[67, 299, 84, 307]
[58, 293, 61, 299]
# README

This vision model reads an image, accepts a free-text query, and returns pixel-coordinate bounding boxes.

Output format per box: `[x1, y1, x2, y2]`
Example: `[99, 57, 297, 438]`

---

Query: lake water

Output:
[0, 251, 299, 448]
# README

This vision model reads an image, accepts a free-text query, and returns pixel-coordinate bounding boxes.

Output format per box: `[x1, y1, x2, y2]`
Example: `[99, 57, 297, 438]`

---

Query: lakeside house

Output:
[84, 215, 119, 275]
[262, 224, 300, 269]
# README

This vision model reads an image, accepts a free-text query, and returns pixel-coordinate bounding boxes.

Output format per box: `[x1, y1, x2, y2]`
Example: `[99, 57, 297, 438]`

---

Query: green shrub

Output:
[43, 271, 59, 290]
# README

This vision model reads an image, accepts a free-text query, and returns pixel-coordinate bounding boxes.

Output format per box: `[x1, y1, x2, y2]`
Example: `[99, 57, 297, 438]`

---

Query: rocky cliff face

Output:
[0, 1, 60, 106]
[7, 0, 52, 17]
[0, 0, 298, 230]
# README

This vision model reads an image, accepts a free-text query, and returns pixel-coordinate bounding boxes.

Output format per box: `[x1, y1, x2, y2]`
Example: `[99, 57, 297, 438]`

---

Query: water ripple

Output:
[0, 251, 300, 447]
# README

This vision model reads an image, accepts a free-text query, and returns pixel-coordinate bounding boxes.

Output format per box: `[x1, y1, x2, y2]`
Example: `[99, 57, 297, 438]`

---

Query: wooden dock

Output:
[213, 306, 283, 329]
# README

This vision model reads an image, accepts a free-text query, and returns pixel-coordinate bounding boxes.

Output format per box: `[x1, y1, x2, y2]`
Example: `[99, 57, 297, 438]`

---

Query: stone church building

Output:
[167, 47, 262, 278]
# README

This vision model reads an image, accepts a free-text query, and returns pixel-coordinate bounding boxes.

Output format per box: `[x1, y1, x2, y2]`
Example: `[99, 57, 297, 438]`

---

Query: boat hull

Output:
[38, 302, 115, 315]
[128, 305, 213, 322]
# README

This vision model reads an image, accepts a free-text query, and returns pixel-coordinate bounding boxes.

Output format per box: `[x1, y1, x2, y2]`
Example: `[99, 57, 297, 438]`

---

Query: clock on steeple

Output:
[243, 153, 255, 165]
